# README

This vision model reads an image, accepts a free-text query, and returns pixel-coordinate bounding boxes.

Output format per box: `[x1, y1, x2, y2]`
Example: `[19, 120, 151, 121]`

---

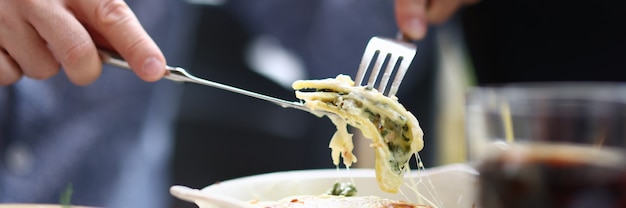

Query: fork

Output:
[354, 36, 416, 97]
[98, 36, 415, 112]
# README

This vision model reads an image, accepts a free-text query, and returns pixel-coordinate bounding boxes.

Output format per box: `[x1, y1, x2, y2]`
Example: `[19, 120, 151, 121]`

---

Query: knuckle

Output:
[96, 0, 132, 26]
[61, 40, 91, 67]
[126, 38, 151, 55]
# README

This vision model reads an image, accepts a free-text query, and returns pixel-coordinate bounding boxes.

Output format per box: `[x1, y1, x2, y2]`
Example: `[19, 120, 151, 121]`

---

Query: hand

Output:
[0, 0, 166, 86]
[395, 0, 479, 40]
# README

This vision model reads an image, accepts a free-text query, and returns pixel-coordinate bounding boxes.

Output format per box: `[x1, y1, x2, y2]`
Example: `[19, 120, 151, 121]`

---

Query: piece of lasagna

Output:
[292, 74, 424, 193]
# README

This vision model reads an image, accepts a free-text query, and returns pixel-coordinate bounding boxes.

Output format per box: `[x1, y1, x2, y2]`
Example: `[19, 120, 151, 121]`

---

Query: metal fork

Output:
[98, 36, 415, 112]
[98, 49, 310, 112]
[354, 36, 417, 97]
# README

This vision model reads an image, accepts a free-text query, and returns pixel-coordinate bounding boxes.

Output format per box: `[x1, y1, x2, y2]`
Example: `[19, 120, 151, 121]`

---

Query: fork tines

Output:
[354, 37, 417, 97]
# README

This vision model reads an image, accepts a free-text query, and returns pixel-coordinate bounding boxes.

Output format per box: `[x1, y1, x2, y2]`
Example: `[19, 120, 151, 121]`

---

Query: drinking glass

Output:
[466, 82, 626, 208]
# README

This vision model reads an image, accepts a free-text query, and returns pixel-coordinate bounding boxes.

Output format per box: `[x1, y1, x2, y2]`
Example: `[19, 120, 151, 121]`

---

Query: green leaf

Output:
[60, 183, 73, 208]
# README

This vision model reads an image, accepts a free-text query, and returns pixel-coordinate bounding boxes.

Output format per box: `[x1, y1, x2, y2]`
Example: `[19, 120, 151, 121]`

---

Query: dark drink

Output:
[478, 144, 626, 208]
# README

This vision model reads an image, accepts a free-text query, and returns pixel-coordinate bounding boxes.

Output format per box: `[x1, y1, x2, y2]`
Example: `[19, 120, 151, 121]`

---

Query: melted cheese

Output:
[292, 74, 424, 193]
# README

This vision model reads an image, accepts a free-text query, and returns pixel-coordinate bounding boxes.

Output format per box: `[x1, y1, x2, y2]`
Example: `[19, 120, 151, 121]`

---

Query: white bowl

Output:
[173, 163, 478, 208]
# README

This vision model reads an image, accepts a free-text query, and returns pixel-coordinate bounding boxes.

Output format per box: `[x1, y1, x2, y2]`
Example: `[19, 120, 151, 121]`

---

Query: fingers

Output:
[395, 0, 480, 40]
[0, 1, 62, 84]
[28, 2, 101, 86]
[71, 0, 166, 82]
[8, 36, 60, 81]
[395, 0, 428, 40]
[0, 0, 99, 85]
[0, 0, 164, 86]
[0, 49, 21, 86]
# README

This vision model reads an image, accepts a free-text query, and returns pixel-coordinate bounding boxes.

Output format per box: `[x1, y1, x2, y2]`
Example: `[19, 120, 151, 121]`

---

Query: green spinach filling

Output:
[327, 181, 358, 197]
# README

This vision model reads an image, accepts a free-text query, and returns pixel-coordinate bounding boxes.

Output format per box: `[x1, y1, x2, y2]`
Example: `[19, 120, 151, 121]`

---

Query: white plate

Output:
[172, 163, 479, 208]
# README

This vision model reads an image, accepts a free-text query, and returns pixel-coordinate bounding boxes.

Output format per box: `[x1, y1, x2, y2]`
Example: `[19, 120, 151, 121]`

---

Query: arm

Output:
[0, 0, 165, 86]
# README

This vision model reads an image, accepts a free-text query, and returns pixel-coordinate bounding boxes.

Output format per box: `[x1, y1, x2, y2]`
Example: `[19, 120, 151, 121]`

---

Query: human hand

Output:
[395, 0, 479, 40]
[0, 0, 165, 86]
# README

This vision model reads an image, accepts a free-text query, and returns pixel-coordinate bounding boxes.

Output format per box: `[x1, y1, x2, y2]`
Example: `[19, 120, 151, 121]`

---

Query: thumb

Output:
[72, 0, 166, 82]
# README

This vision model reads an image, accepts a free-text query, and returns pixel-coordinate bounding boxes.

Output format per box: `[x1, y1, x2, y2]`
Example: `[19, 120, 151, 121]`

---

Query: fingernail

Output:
[142, 57, 163, 81]
[404, 18, 426, 40]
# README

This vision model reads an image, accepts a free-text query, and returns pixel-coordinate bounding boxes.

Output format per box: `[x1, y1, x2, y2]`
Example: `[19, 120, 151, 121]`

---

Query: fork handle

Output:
[97, 49, 309, 111]
[97, 49, 203, 83]
[97, 49, 132, 69]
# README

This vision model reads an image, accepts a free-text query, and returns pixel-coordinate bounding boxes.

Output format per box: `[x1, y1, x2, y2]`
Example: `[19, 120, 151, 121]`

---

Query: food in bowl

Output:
[248, 195, 428, 208]
[292, 74, 424, 193]
[248, 181, 428, 207]
[196, 165, 478, 208]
